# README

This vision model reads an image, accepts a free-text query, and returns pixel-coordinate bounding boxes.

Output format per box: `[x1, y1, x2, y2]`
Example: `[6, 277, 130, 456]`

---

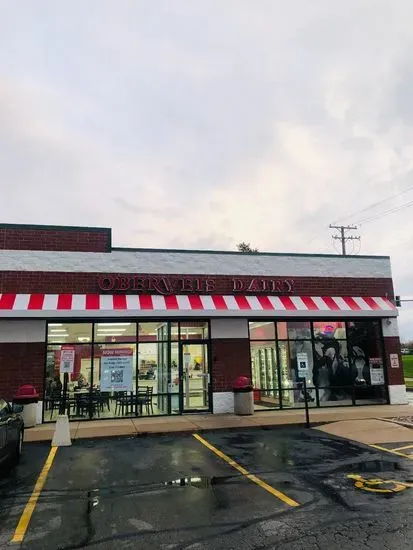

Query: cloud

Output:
[1, 1, 413, 334]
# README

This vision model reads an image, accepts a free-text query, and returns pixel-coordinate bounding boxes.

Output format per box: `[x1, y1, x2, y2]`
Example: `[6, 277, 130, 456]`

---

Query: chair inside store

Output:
[136, 387, 154, 416]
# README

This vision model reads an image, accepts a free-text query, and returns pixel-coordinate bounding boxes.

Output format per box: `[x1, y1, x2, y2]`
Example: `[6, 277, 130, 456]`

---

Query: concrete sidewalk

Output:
[24, 403, 413, 443]
[316, 418, 413, 445]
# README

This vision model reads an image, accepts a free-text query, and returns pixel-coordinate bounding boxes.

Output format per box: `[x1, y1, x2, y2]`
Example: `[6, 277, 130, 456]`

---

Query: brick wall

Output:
[0, 342, 45, 400]
[0, 271, 394, 296]
[211, 339, 251, 392]
[383, 336, 404, 385]
[0, 225, 111, 252]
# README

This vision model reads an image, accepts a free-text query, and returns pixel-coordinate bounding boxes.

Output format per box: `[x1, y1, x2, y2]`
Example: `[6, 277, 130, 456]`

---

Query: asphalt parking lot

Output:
[1, 427, 413, 550]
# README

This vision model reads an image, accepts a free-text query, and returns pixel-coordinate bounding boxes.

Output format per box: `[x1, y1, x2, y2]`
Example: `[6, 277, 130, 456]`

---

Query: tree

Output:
[237, 242, 258, 253]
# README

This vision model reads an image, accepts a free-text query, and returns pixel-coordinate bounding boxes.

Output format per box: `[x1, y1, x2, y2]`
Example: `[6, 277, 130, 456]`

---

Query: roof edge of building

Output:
[0, 223, 112, 234]
[111, 246, 390, 260]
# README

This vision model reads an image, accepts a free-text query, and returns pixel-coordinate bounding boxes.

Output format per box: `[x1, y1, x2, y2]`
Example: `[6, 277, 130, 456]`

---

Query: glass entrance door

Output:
[180, 342, 210, 412]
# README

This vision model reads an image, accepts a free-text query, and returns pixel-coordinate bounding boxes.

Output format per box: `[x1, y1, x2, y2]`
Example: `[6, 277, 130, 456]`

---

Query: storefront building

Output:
[0, 223, 407, 423]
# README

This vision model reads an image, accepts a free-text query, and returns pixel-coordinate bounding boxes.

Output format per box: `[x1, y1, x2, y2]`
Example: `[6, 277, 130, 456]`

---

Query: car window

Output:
[0, 399, 10, 419]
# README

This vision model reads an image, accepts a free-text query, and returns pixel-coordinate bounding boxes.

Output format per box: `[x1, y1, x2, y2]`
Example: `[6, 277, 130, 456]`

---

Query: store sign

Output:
[60, 347, 75, 374]
[370, 358, 385, 385]
[97, 275, 294, 295]
[100, 348, 133, 392]
[297, 352, 309, 378]
[390, 353, 400, 369]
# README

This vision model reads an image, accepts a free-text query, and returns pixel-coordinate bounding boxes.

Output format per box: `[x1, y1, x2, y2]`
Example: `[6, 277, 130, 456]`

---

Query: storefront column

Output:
[210, 319, 250, 413]
[381, 318, 407, 405]
[0, 321, 46, 422]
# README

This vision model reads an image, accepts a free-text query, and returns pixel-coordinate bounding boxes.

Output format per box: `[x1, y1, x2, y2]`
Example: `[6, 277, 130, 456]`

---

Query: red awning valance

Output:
[0, 294, 397, 318]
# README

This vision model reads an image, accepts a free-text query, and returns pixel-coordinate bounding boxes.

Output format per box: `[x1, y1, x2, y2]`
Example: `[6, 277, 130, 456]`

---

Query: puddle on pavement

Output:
[164, 476, 226, 489]
[336, 459, 406, 475]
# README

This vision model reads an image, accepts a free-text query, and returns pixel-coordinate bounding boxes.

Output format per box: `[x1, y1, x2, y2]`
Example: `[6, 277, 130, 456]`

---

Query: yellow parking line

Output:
[193, 434, 299, 507]
[391, 444, 413, 452]
[369, 443, 413, 460]
[11, 446, 58, 544]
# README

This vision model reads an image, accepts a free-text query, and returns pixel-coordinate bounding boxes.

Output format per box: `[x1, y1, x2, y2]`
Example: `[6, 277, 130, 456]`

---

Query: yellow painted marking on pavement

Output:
[391, 444, 413, 452]
[193, 433, 299, 507]
[369, 443, 413, 460]
[347, 474, 413, 494]
[11, 446, 58, 543]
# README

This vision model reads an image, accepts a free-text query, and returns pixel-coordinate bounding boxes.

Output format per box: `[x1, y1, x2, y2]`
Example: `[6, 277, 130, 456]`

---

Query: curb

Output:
[24, 420, 329, 443]
[376, 417, 413, 430]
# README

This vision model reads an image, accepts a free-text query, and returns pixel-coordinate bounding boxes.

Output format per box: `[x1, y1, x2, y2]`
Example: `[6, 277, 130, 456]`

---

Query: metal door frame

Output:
[178, 340, 212, 413]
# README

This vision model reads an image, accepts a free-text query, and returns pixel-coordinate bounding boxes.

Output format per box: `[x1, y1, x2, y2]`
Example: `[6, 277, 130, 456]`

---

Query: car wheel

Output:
[14, 430, 24, 463]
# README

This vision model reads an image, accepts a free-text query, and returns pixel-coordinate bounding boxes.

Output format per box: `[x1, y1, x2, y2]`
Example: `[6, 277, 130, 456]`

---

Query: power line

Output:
[356, 199, 413, 225]
[332, 183, 413, 226]
[329, 224, 360, 255]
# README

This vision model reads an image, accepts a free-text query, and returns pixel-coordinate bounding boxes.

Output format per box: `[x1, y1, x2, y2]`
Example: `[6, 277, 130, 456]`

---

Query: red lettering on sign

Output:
[205, 279, 215, 292]
[181, 278, 194, 292]
[98, 276, 115, 291]
[132, 277, 146, 291]
[232, 279, 245, 292]
[118, 276, 130, 290]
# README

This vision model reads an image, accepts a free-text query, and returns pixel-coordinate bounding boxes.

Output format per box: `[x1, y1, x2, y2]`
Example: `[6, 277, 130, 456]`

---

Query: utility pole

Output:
[329, 224, 360, 256]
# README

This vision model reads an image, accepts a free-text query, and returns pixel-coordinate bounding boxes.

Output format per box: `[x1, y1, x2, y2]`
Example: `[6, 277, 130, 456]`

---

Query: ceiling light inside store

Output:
[49, 329, 68, 333]
[97, 323, 131, 327]
[96, 332, 125, 336]
[97, 329, 126, 333]
[49, 323, 63, 327]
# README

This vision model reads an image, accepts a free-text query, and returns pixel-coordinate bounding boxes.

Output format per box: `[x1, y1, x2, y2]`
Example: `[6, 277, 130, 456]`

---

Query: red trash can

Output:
[233, 377, 254, 415]
[13, 385, 39, 428]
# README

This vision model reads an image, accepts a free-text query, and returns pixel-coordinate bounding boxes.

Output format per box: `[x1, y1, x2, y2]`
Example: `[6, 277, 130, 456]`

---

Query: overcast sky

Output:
[1, 1, 413, 338]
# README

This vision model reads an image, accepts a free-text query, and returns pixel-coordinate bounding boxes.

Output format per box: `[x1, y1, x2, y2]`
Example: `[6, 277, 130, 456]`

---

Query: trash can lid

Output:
[14, 384, 39, 400]
[233, 376, 251, 389]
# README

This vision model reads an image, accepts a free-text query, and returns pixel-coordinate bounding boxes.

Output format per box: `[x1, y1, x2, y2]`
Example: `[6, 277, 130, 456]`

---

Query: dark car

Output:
[0, 398, 24, 468]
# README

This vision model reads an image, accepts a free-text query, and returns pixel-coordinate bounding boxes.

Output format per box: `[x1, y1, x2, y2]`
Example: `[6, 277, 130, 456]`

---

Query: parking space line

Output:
[11, 446, 58, 544]
[391, 444, 413, 452]
[369, 443, 413, 460]
[193, 434, 300, 507]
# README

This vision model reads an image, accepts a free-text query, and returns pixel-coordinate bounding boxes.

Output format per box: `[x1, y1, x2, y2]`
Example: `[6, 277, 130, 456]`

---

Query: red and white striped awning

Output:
[0, 294, 397, 318]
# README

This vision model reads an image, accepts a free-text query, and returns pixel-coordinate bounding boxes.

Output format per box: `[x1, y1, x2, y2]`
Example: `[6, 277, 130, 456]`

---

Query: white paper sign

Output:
[297, 352, 309, 377]
[370, 363, 385, 385]
[60, 347, 75, 374]
[390, 353, 400, 369]
[100, 348, 133, 392]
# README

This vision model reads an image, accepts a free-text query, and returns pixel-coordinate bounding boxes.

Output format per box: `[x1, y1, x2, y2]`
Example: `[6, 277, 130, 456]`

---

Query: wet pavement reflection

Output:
[1, 429, 413, 549]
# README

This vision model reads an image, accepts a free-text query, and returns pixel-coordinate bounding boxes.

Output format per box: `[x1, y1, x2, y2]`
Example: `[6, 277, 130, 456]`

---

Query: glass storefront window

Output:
[179, 321, 208, 340]
[170, 342, 180, 414]
[250, 341, 279, 409]
[171, 322, 179, 341]
[44, 344, 93, 421]
[249, 318, 387, 411]
[94, 322, 136, 343]
[313, 338, 353, 403]
[137, 343, 158, 393]
[347, 321, 381, 344]
[250, 341, 278, 390]
[138, 322, 168, 341]
[277, 322, 311, 340]
[44, 318, 213, 422]
[249, 322, 276, 340]
[313, 321, 346, 340]
[47, 323, 92, 344]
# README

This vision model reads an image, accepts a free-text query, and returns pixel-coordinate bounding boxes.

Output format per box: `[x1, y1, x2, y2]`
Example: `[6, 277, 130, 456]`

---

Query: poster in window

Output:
[369, 358, 385, 385]
[296, 352, 309, 378]
[60, 347, 75, 374]
[100, 348, 133, 392]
